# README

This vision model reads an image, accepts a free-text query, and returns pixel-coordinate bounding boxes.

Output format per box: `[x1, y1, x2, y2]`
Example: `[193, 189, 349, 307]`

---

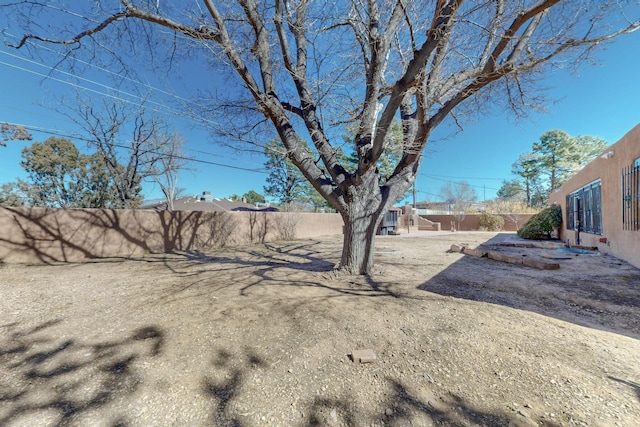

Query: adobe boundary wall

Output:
[0, 207, 344, 264]
[421, 214, 535, 232]
[0, 207, 538, 264]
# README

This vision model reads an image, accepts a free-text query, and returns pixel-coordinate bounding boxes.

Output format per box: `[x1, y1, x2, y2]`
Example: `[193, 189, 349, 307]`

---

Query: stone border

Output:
[450, 244, 560, 270]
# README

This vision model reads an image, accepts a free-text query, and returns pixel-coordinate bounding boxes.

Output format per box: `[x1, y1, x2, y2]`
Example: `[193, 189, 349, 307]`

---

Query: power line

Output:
[0, 42, 267, 174]
[0, 45, 221, 129]
[1, 32, 272, 176]
[421, 174, 501, 191]
[423, 173, 504, 181]
[3, 122, 268, 175]
[2, 34, 266, 166]
[0, 57, 185, 119]
[2, 31, 191, 104]
[413, 189, 441, 199]
[187, 146, 268, 170]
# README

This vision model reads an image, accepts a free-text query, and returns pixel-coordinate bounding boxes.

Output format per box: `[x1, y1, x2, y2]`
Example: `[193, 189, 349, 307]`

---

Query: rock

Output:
[462, 247, 488, 257]
[523, 257, 560, 270]
[487, 251, 524, 265]
[450, 243, 469, 253]
[351, 349, 377, 363]
[450, 243, 464, 253]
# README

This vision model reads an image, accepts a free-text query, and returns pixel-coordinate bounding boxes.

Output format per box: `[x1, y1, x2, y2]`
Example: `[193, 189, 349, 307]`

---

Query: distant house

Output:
[145, 191, 278, 212]
[549, 123, 640, 269]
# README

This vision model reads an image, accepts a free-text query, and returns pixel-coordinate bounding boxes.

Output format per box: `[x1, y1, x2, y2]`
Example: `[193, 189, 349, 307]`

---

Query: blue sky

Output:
[1, 15, 639, 205]
[413, 29, 640, 204]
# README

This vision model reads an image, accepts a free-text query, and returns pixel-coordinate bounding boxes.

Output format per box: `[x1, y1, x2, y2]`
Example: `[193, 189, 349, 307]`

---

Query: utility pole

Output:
[483, 184, 486, 212]
[412, 182, 416, 208]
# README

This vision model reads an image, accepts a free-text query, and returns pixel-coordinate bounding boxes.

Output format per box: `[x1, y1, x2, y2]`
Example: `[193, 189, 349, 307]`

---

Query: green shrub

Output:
[517, 205, 562, 239]
[478, 212, 504, 231]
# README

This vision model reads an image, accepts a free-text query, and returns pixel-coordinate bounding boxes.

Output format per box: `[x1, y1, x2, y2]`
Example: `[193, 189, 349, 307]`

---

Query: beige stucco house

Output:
[550, 123, 640, 269]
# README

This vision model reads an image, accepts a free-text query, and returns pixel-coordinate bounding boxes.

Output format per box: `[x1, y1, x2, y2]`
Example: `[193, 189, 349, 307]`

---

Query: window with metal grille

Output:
[566, 180, 602, 234]
[622, 159, 640, 231]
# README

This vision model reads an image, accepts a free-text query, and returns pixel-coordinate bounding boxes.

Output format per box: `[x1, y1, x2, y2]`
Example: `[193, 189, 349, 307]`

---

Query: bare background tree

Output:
[64, 97, 187, 209]
[439, 181, 478, 231]
[5, 0, 639, 273]
[144, 131, 188, 211]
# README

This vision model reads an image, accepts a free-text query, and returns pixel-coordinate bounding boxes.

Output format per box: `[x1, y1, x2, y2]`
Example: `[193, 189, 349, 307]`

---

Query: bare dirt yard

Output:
[1, 231, 639, 427]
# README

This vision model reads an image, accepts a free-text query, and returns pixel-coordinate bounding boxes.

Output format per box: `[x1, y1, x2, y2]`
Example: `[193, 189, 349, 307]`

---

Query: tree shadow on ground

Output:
[199, 347, 539, 427]
[303, 381, 521, 426]
[133, 240, 403, 311]
[378, 379, 514, 427]
[0, 206, 395, 296]
[0, 319, 164, 426]
[202, 347, 268, 427]
[0, 207, 238, 263]
[1, 206, 400, 303]
[609, 377, 640, 403]
[417, 233, 640, 340]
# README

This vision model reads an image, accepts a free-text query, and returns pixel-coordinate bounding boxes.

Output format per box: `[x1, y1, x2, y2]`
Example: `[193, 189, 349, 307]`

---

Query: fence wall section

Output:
[0, 207, 539, 264]
[421, 213, 535, 232]
[0, 207, 344, 264]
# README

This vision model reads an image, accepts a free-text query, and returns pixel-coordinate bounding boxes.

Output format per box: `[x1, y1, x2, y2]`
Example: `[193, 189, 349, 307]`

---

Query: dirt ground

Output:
[1, 231, 639, 427]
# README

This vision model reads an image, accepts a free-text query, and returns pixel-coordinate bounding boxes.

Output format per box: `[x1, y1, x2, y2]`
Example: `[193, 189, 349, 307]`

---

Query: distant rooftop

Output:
[143, 191, 278, 212]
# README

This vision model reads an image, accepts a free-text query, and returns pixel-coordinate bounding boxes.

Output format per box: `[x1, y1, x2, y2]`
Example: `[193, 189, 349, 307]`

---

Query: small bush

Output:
[478, 212, 504, 231]
[517, 205, 562, 239]
[274, 213, 300, 241]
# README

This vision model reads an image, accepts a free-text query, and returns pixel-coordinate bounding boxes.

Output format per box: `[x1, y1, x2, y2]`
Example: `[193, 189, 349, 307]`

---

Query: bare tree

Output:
[439, 181, 477, 230]
[6, 1, 639, 273]
[487, 198, 540, 230]
[67, 98, 171, 209]
[144, 131, 188, 211]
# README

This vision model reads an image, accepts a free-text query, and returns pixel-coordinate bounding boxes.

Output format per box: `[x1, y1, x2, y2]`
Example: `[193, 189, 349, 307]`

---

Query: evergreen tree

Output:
[14, 137, 140, 208]
[243, 190, 265, 205]
[263, 139, 307, 205]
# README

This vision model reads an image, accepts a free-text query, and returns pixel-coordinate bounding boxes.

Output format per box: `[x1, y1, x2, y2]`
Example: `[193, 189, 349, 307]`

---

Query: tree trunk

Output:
[335, 161, 416, 275]
[339, 202, 386, 275]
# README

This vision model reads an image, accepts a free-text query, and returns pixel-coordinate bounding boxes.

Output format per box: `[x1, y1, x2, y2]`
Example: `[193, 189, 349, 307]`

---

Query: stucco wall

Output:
[0, 207, 543, 264]
[549, 123, 640, 269]
[422, 214, 534, 232]
[0, 207, 344, 264]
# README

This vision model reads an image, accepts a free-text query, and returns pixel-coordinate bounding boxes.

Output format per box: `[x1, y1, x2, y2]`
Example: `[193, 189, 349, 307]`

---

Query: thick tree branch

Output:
[481, 0, 561, 75]
[239, 0, 276, 94]
[356, 0, 408, 167]
[366, 0, 462, 179]
[8, 11, 127, 48]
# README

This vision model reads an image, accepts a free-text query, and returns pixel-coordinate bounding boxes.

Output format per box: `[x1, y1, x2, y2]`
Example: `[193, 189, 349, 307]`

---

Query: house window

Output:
[566, 180, 602, 235]
[622, 160, 639, 231]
